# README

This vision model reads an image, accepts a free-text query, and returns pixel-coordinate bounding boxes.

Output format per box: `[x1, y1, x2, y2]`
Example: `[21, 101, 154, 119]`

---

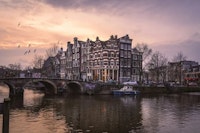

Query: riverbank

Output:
[95, 84, 200, 95]
[138, 86, 200, 94]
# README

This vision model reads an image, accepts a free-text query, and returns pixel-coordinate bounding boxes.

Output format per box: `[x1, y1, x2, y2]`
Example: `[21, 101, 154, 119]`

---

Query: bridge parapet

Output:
[0, 78, 68, 96]
[0, 78, 107, 95]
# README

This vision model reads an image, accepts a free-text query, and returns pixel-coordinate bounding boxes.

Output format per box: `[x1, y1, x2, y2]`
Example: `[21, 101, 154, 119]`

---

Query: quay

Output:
[93, 84, 200, 95]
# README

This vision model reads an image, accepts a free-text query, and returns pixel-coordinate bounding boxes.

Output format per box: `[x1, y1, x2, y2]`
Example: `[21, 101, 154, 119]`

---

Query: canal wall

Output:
[94, 84, 200, 95]
[94, 84, 123, 95]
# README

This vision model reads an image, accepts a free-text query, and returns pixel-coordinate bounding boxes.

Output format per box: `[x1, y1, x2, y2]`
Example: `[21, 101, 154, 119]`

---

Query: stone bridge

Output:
[0, 78, 99, 96]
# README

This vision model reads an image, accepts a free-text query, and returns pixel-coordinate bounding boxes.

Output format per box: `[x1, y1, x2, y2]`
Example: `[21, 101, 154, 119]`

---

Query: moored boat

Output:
[112, 85, 140, 95]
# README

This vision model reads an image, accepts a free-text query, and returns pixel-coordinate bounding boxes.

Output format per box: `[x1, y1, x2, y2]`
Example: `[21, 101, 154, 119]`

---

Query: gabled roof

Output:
[78, 40, 86, 44]
[132, 48, 139, 52]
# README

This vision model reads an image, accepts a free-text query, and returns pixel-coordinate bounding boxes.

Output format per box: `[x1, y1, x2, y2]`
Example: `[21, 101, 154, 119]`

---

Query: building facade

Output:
[48, 35, 142, 83]
[90, 36, 119, 82]
[59, 48, 66, 79]
[168, 60, 198, 84]
[131, 48, 143, 82]
[118, 35, 132, 83]
[72, 37, 81, 80]
[65, 42, 73, 80]
[185, 65, 200, 85]
[42, 56, 57, 78]
[86, 39, 94, 81]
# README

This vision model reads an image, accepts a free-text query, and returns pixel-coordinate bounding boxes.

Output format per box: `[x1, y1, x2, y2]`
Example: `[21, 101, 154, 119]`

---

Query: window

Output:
[116, 53, 119, 57]
[120, 51, 124, 57]
[124, 52, 127, 57]
[128, 45, 131, 50]
[120, 44, 124, 49]
[127, 71, 130, 76]
[127, 59, 131, 66]
[111, 61, 114, 66]
[133, 55, 137, 60]
[103, 53, 108, 56]
[108, 53, 111, 57]
[133, 68, 136, 74]
[128, 52, 131, 58]
[123, 44, 126, 49]
[132, 62, 136, 66]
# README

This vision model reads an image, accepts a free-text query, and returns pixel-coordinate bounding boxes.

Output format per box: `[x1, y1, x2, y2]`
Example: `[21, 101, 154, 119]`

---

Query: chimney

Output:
[96, 36, 99, 41]
[110, 35, 114, 39]
[87, 38, 90, 43]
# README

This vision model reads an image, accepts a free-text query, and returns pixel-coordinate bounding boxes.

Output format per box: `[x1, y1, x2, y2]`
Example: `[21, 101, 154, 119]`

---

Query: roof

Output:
[132, 48, 140, 53]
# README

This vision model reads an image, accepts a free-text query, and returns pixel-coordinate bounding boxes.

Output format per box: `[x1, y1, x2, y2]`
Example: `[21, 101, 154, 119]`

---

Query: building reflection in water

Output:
[54, 95, 143, 133]
[0, 85, 9, 102]
[1, 84, 200, 133]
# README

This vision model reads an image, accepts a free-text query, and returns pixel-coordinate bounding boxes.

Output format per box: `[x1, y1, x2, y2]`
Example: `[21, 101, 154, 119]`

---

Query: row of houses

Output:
[42, 34, 200, 85]
[149, 60, 200, 85]
[43, 35, 143, 83]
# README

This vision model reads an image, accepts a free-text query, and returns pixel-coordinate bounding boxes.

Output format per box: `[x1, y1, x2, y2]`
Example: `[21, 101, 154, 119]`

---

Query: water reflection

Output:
[1, 84, 200, 133]
[0, 85, 9, 102]
[23, 89, 45, 107]
[54, 95, 143, 133]
[141, 93, 200, 133]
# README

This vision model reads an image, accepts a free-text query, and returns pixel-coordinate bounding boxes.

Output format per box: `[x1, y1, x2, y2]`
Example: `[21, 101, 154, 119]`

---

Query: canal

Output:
[0, 85, 200, 133]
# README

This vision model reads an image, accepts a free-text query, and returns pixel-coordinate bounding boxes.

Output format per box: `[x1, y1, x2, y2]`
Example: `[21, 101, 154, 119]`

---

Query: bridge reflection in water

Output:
[1, 85, 200, 133]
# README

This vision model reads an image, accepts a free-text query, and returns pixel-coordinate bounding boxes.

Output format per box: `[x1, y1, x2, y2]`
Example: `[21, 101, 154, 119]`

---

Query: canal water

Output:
[0, 85, 200, 133]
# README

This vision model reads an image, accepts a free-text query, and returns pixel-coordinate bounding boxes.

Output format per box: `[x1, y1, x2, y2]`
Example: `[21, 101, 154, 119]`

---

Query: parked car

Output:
[106, 79, 117, 85]
[188, 82, 198, 87]
[123, 81, 138, 86]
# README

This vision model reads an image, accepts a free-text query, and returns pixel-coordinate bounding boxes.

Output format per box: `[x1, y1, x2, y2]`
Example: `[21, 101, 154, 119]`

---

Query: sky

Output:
[0, 0, 200, 68]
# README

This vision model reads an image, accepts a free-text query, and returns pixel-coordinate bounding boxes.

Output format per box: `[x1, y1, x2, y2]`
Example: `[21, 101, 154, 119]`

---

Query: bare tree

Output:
[43, 43, 60, 78]
[172, 51, 187, 62]
[136, 43, 152, 83]
[148, 51, 168, 83]
[24, 65, 32, 71]
[171, 51, 187, 84]
[8, 63, 22, 70]
[136, 43, 152, 65]
[32, 54, 44, 69]
[45, 43, 59, 58]
[8, 63, 22, 77]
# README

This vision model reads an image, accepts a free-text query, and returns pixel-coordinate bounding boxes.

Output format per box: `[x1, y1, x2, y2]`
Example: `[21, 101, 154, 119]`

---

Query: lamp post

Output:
[1, 98, 10, 133]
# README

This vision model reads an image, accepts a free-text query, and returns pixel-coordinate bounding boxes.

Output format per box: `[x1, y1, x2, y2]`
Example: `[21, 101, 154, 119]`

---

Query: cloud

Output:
[42, 0, 123, 12]
[41, 0, 161, 16]
[41, 0, 200, 17]
[40, 0, 200, 43]
[0, 47, 47, 67]
[1, 0, 200, 67]
[152, 32, 200, 63]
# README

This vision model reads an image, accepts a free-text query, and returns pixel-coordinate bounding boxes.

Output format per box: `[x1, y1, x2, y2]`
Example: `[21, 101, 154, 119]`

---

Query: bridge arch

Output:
[67, 81, 83, 94]
[24, 80, 57, 95]
[0, 81, 15, 96]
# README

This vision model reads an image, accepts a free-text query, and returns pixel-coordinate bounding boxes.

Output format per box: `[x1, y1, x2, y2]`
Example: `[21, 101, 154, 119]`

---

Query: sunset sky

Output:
[0, 0, 200, 68]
